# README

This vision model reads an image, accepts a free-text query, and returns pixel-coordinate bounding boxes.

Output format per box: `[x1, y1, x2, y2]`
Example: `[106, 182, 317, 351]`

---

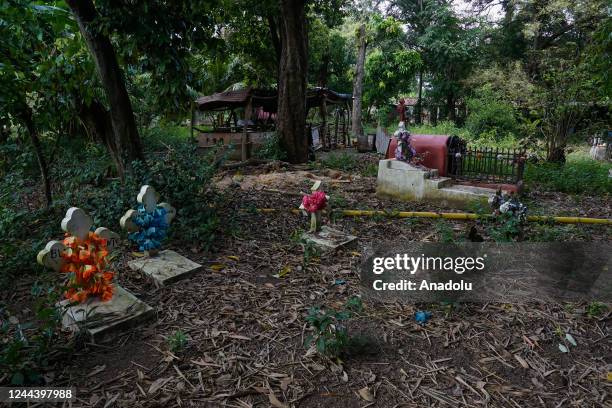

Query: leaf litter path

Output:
[49, 161, 612, 406]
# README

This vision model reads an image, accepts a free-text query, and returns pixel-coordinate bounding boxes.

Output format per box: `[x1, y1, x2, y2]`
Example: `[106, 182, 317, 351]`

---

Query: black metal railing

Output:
[447, 146, 526, 184]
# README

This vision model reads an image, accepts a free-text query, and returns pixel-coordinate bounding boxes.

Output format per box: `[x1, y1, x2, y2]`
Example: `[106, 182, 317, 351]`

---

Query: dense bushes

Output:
[465, 85, 519, 141]
[524, 156, 612, 195]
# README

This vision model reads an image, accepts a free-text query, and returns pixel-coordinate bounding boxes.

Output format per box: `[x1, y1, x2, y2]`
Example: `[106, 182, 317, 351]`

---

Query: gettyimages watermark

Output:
[360, 242, 611, 303]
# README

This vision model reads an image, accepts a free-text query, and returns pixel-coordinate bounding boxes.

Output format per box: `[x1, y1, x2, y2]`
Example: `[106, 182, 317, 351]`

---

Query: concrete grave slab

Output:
[376, 159, 493, 209]
[128, 249, 203, 287]
[58, 285, 154, 342]
[302, 225, 357, 251]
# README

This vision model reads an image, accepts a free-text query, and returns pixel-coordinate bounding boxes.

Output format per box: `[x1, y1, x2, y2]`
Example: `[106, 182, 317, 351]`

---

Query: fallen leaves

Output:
[357, 387, 374, 402]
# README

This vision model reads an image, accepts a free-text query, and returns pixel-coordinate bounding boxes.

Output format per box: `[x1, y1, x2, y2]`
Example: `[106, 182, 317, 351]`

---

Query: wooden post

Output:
[243, 97, 253, 160]
[190, 101, 195, 142]
[319, 98, 327, 149]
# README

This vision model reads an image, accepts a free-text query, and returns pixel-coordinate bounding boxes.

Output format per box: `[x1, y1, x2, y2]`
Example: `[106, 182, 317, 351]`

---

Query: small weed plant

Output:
[168, 330, 188, 353]
[305, 297, 363, 358]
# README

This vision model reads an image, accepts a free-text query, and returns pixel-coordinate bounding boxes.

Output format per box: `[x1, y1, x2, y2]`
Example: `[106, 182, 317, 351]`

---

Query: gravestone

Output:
[37, 207, 153, 342]
[121, 185, 202, 287]
[300, 180, 356, 251]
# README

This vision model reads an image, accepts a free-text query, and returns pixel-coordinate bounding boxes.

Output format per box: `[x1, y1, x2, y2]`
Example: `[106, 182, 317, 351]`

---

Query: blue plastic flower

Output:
[415, 311, 432, 325]
[128, 205, 169, 251]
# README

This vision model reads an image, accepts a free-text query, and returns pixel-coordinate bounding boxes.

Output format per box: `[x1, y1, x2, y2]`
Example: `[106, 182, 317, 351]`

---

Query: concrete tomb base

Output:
[128, 249, 202, 287]
[376, 159, 495, 209]
[302, 226, 357, 251]
[58, 285, 154, 342]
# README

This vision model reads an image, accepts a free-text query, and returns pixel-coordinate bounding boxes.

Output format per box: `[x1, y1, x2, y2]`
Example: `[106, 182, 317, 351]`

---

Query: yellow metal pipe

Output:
[254, 209, 612, 225]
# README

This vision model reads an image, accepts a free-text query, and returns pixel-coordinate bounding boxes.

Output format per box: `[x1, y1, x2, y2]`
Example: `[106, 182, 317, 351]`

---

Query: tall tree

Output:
[66, 0, 144, 176]
[352, 23, 368, 151]
[277, 0, 309, 163]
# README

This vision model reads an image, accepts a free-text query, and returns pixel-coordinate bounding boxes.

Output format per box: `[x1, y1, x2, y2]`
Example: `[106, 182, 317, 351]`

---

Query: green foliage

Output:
[305, 296, 363, 358]
[527, 224, 587, 242]
[486, 212, 523, 242]
[254, 133, 287, 161]
[465, 85, 519, 140]
[434, 221, 456, 243]
[168, 330, 188, 353]
[361, 163, 378, 177]
[320, 152, 357, 171]
[0, 284, 62, 385]
[524, 159, 612, 195]
[408, 121, 518, 149]
[586, 301, 607, 318]
[364, 48, 421, 109]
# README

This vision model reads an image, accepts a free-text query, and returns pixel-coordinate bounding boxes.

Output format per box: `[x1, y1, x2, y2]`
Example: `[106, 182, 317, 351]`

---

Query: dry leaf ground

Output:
[3, 155, 611, 407]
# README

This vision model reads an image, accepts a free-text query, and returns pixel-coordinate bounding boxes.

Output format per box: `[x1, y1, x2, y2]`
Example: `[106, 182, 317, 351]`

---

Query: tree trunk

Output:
[318, 53, 330, 88]
[415, 68, 423, 124]
[352, 24, 368, 152]
[77, 100, 125, 177]
[21, 109, 52, 207]
[267, 14, 282, 69]
[66, 0, 144, 170]
[447, 92, 456, 122]
[277, 0, 309, 164]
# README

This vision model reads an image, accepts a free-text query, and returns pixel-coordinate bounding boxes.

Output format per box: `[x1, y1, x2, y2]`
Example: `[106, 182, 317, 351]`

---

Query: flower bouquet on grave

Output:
[61, 232, 115, 303]
[300, 189, 328, 233]
[127, 204, 169, 255]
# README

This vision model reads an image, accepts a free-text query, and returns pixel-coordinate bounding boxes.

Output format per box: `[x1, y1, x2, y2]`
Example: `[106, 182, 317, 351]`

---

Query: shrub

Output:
[320, 152, 357, 171]
[465, 85, 519, 141]
[254, 133, 287, 161]
[524, 158, 611, 195]
[305, 297, 363, 358]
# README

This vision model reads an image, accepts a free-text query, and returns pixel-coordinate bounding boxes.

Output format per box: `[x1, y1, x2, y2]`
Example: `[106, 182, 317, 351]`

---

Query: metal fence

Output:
[448, 146, 526, 184]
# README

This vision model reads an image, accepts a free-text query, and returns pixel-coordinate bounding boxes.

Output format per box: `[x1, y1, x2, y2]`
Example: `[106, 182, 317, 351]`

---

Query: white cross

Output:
[37, 207, 120, 271]
[120, 185, 176, 232]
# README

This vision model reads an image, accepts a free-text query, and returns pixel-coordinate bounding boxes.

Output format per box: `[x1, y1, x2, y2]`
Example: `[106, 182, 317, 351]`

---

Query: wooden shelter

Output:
[192, 87, 351, 160]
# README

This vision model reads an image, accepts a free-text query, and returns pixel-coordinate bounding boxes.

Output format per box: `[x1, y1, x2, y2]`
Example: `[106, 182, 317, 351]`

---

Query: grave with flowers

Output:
[300, 180, 356, 250]
[120, 185, 202, 287]
[37, 207, 154, 341]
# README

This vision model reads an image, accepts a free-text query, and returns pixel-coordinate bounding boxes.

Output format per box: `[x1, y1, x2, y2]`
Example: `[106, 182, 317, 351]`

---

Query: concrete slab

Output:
[302, 226, 357, 251]
[128, 249, 202, 287]
[58, 285, 154, 342]
[376, 159, 494, 209]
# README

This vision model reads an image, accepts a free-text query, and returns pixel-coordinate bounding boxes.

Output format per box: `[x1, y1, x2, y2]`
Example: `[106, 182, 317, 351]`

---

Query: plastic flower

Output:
[301, 191, 327, 213]
[60, 230, 115, 303]
[128, 204, 169, 251]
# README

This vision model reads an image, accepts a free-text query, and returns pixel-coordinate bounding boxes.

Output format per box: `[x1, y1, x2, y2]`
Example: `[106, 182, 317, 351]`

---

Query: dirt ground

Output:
[4, 154, 611, 407]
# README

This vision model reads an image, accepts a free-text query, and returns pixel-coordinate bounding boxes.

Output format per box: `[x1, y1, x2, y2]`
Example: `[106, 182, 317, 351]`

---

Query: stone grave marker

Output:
[300, 180, 356, 251]
[37, 207, 153, 342]
[121, 185, 202, 287]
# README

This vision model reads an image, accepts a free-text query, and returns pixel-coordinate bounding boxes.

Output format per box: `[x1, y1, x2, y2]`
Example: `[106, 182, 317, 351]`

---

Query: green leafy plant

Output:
[320, 153, 357, 171]
[524, 158, 612, 195]
[168, 330, 188, 353]
[586, 301, 607, 318]
[435, 220, 456, 243]
[254, 133, 287, 161]
[305, 297, 363, 358]
[361, 163, 378, 177]
[0, 285, 62, 385]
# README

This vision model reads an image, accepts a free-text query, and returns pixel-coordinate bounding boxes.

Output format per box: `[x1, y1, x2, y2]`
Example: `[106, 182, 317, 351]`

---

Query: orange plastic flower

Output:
[59, 231, 115, 304]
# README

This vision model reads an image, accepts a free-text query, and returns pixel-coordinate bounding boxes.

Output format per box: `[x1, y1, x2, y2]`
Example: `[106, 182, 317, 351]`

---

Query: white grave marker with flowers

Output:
[300, 180, 357, 251]
[121, 185, 202, 287]
[37, 207, 153, 341]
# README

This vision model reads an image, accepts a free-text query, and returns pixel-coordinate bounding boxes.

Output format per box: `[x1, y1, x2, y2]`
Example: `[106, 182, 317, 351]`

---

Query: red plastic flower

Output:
[301, 191, 327, 213]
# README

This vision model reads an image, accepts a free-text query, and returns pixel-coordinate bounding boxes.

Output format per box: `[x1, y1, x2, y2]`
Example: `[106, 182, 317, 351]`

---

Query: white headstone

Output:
[61, 207, 93, 241]
[37, 240, 66, 271]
